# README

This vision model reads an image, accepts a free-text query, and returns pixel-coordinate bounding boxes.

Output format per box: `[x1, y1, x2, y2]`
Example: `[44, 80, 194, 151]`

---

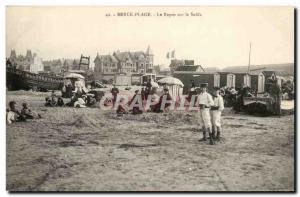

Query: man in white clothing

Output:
[197, 83, 215, 145]
[211, 87, 225, 141]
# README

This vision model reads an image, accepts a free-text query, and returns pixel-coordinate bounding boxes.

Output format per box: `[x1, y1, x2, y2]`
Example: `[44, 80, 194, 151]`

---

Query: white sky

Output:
[6, 6, 294, 68]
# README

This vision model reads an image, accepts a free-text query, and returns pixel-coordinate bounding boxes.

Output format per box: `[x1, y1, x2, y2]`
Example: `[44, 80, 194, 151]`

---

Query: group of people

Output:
[115, 86, 173, 115]
[196, 83, 224, 145]
[7, 101, 41, 124]
[54, 80, 97, 108]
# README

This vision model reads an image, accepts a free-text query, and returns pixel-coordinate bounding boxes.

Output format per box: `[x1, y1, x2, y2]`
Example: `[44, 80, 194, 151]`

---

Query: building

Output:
[169, 59, 195, 73]
[94, 46, 154, 75]
[173, 70, 220, 94]
[9, 49, 34, 71]
[62, 59, 80, 72]
[94, 54, 118, 73]
[175, 65, 202, 72]
[29, 53, 44, 74]
[219, 72, 236, 88]
[233, 73, 251, 90]
[42, 59, 63, 74]
[249, 71, 265, 93]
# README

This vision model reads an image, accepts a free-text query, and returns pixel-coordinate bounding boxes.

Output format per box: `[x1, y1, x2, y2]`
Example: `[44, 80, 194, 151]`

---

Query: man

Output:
[141, 87, 146, 101]
[111, 84, 119, 106]
[211, 87, 224, 141]
[269, 77, 282, 116]
[145, 79, 152, 101]
[197, 83, 215, 145]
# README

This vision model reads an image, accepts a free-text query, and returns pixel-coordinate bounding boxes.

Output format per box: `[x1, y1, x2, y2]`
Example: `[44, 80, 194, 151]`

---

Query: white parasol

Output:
[64, 73, 85, 79]
[151, 81, 159, 88]
[157, 77, 184, 87]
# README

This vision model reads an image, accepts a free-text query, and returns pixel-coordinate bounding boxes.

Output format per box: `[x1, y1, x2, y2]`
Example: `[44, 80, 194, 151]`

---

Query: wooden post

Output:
[247, 42, 252, 73]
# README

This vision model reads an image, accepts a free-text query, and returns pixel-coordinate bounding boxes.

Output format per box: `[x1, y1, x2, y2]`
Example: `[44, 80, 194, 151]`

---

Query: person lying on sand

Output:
[21, 103, 42, 119]
[7, 101, 26, 124]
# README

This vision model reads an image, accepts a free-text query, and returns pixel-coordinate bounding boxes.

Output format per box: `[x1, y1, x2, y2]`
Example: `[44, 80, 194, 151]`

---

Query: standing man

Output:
[269, 77, 282, 117]
[211, 87, 225, 141]
[197, 83, 215, 145]
[111, 84, 119, 106]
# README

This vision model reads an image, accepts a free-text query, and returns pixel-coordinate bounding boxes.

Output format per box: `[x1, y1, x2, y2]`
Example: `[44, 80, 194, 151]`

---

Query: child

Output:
[211, 87, 224, 141]
[21, 103, 42, 119]
[7, 101, 26, 124]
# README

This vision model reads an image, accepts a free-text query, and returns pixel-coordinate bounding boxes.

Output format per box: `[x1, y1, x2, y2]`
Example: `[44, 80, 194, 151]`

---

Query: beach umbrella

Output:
[151, 81, 159, 88]
[64, 73, 85, 79]
[157, 76, 184, 87]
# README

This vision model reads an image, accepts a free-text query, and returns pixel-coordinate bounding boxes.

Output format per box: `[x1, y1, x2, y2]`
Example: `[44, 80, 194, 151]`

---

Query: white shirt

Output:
[213, 95, 224, 111]
[197, 92, 214, 106]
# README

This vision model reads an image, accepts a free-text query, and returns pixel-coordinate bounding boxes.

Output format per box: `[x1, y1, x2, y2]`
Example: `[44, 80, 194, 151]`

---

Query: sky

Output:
[6, 6, 294, 69]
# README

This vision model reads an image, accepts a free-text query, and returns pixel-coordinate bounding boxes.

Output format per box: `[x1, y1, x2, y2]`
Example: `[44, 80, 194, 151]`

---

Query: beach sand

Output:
[6, 90, 294, 191]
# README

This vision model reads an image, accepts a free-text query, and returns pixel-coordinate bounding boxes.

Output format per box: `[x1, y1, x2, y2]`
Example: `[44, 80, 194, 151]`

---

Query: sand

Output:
[6, 90, 294, 191]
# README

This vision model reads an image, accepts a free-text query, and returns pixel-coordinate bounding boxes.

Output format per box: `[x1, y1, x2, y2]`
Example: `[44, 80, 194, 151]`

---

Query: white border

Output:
[0, 0, 298, 196]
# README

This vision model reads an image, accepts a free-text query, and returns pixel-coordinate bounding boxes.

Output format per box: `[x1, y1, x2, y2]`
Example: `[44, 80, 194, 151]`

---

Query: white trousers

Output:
[211, 110, 222, 128]
[198, 108, 212, 129]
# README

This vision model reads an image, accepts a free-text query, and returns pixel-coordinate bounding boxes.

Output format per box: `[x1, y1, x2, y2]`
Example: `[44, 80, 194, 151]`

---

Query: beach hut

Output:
[233, 73, 251, 90]
[173, 72, 194, 94]
[157, 76, 184, 99]
[193, 72, 220, 92]
[219, 72, 236, 88]
[250, 71, 265, 93]
[262, 71, 283, 87]
[173, 71, 220, 93]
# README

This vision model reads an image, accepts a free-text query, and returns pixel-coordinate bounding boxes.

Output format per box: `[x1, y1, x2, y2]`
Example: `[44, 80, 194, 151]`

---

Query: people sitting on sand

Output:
[83, 94, 97, 107]
[45, 97, 57, 107]
[129, 90, 143, 115]
[117, 98, 128, 115]
[7, 101, 26, 124]
[152, 87, 173, 113]
[21, 103, 42, 119]
[57, 96, 64, 107]
[74, 97, 86, 108]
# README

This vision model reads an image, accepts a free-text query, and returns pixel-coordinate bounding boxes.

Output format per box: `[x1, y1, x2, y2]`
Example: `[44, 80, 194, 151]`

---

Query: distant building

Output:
[94, 54, 118, 73]
[30, 53, 44, 74]
[175, 65, 202, 72]
[9, 49, 34, 71]
[169, 59, 194, 73]
[94, 46, 154, 75]
[62, 59, 80, 72]
[42, 59, 63, 74]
